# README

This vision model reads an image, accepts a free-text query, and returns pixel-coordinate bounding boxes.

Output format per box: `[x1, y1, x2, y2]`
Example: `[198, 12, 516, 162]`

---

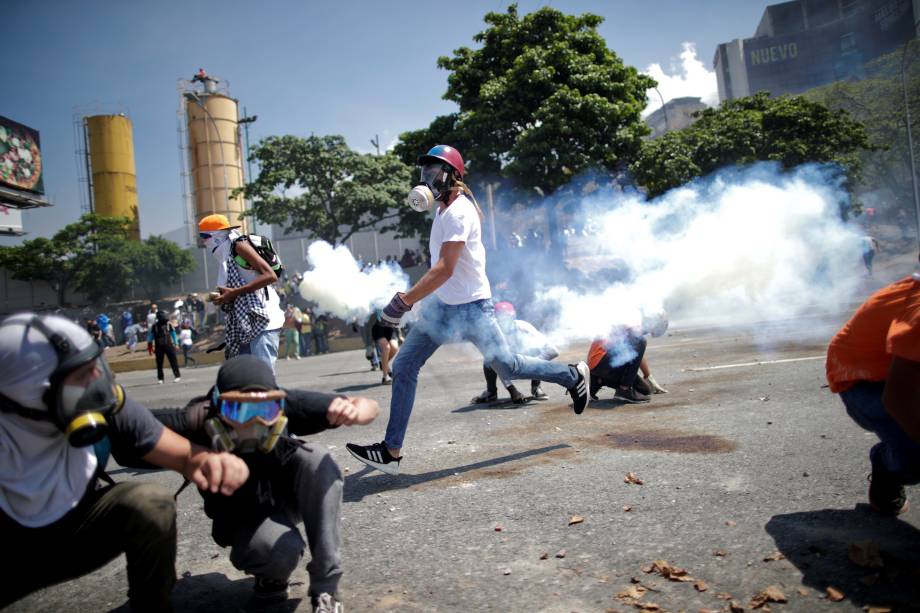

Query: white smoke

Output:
[643, 42, 719, 117]
[298, 241, 409, 320]
[538, 163, 864, 347]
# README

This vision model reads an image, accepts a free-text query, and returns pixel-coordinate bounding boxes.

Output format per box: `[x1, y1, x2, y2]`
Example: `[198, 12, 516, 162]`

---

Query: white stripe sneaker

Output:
[346, 441, 401, 475]
[567, 361, 590, 415]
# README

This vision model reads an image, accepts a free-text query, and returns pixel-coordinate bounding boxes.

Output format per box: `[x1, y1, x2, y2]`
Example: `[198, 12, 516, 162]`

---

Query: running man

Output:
[346, 145, 590, 475]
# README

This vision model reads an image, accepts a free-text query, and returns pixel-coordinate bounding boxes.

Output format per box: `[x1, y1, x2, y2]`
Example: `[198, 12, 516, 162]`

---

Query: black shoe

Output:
[346, 441, 401, 475]
[311, 592, 343, 613]
[633, 376, 652, 396]
[567, 361, 590, 414]
[507, 384, 526, 404]
[531, 385, 548, 400]
[614, 386, 650, 404]
[253, 576, 289, 602]
[472, 389, 498, 404]
[868, 466, 909, 516]
[589, 375, 601, 400]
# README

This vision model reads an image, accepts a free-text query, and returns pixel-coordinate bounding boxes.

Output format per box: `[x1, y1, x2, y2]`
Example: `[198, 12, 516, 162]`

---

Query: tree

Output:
[0, 214, 133, 306]
[630, 92, 878, 202]
[132, 236, 195, 300]
[397, 4, 654, 250]
[239, 134, 420, 245]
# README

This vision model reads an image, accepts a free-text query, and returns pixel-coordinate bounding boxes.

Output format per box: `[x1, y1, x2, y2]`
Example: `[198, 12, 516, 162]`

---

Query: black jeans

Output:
[0, 481, 178, 612]
[155, 344, 181, 381]
[590, 335, 646, 394]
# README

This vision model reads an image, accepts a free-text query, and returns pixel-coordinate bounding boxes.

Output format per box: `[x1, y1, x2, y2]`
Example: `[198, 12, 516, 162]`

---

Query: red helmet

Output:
[494, 301, 516, 318]
[418, 145, 465, 179]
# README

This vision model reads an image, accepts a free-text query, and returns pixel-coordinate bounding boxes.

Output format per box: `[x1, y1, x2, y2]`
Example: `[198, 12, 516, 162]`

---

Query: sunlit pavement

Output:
[10, 312, 920, 612]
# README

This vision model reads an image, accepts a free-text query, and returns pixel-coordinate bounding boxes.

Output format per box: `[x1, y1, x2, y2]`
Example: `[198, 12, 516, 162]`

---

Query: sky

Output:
[2, 0, 775, 246]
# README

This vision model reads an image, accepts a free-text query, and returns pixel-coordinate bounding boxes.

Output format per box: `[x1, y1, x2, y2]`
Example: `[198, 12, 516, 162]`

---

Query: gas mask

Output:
[407, 162, 453, 212]
[205, 388, 288, 454]
[1, 316, 126, 447]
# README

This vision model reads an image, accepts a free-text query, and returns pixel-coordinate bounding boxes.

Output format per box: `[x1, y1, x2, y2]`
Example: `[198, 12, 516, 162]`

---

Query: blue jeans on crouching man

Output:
[840, 381, 920, 485]
[384, 298, 579, 450]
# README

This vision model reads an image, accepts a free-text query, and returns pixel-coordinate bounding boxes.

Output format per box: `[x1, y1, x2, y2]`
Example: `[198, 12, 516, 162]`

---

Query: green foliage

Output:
[631, 92, 878, 200]
[239, 134, 419, 245]
[399, 4, 654, 195]
[132, 236, 195, 300]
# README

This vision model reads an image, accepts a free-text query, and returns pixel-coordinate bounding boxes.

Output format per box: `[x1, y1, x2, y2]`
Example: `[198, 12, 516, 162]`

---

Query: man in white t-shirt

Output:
[199, 214, 286, 372]
[347, 145, 590, 475]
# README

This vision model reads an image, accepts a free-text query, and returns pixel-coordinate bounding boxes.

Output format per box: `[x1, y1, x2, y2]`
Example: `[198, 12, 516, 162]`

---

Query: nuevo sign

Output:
[749, 42, 799, 66]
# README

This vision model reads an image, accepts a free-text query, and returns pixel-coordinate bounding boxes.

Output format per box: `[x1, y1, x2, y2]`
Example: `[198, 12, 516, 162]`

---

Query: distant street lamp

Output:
[653, 87, 670, 134]
[901, 23, 920, 251]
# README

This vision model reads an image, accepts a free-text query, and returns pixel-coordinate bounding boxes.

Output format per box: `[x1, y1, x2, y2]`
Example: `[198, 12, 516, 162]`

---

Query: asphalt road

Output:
[8, 310, 920, 613]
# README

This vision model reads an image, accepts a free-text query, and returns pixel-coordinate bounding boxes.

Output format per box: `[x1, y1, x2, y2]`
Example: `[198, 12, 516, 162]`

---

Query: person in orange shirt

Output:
[588, 310, 669, 404]
[826, 260, 920, 515]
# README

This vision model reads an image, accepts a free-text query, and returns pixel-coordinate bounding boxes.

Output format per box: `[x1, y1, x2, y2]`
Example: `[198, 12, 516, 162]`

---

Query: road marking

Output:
[685, 355, 825, 372]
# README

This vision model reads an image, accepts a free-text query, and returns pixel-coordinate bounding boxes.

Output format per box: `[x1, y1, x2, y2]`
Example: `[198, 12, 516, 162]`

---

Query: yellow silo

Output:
[185, 92, 248, 234]
[86, 114, 140, 240]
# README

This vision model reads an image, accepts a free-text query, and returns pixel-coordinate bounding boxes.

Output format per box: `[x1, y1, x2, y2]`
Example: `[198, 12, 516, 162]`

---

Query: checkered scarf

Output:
[222, 259, 269, 359]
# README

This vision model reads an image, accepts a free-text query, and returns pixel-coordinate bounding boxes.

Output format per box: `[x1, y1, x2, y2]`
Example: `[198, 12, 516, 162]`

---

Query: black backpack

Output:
[153, 321, 170, 344]
[231, 235, 284, 276]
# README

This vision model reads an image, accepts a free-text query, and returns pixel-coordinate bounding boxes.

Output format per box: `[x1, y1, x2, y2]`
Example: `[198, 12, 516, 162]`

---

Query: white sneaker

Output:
[157, 380, 164, 385]
[174, 377, 182, 383]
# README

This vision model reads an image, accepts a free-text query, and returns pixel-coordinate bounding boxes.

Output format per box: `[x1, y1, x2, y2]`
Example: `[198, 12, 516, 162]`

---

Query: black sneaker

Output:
[507, 384, 526, 404]
[253, 576, 289, 602]
[614, 386, 650, 404]
[567, 361, 590, 414]
[472, 389, 498, 404]
[531, 384, 548, 400]
[868, 466, 909, 516]
[311, 592, 343, 613]
[589, 375, 601, 401]
[346, 441, 401, 475]
[633, 376, 652, 396]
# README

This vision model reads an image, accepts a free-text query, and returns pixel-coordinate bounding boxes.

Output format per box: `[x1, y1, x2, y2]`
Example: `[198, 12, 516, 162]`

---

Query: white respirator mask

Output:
[407, 162, 453, 212]
[407, 185, 435, 212]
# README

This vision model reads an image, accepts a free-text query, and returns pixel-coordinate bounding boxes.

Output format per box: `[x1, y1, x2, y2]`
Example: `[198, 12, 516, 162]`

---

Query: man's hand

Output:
[185, 449, 249, 495]
[327, 396, 379, 426]
[646, 375, 669, 394]
[380, 292, 412, 328]
[212, 286, 237, 306]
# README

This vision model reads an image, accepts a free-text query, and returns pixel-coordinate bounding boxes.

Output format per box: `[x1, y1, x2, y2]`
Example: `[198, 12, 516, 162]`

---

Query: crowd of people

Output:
[2, 143, 917, 613]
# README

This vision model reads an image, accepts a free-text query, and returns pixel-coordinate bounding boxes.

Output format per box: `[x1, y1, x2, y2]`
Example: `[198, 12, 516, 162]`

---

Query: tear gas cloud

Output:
[298, 241, 409, 320]
[535, 163, 864, 348]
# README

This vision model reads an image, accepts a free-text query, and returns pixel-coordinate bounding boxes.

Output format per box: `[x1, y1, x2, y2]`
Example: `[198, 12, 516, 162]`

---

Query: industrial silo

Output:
[85, 114, 140, 240]
[182, 72, 248, 235]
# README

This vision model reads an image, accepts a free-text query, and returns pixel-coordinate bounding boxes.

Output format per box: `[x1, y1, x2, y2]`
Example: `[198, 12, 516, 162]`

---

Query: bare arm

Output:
[883, 356, 920, 443]
[142, 427, 249, 495]
[214, 239, 277, 304]
[402, 241, 464, 305]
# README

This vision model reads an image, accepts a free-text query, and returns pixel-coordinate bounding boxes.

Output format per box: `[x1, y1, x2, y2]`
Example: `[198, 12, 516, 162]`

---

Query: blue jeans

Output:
[239, 328, 281, 373]
[384, 298, 578, 449]
[841, 381, 920, 484]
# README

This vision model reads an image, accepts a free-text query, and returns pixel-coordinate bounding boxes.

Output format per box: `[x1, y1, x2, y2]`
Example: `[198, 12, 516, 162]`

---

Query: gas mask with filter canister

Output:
[205, 388, 288, 454]
[408, 162, 454, 213]
[0, 315, 126, 447]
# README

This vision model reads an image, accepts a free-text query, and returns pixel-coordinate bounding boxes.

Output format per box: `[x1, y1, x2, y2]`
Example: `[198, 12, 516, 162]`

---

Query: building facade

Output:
[714, 0, 919, 101]
[645, 97, 708, 138]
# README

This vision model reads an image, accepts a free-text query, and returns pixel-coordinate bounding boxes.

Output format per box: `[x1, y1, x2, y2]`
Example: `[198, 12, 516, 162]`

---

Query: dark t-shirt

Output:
[107, 395, 165, 466]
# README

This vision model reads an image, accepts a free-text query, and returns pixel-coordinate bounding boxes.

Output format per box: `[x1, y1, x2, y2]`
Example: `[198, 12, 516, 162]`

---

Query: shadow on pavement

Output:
[107, 572, 303, 613]
[334, 382, 384, 393]
[765, 507, 920, 611]
[318, 369, 374, 378]
[451, 399, 536, 413]
[343, 444, 570, 502]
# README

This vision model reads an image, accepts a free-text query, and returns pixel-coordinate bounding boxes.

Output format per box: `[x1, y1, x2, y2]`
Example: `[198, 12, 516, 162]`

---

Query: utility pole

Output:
[370, 134, 380, 155]
[239, 109, 258, 234]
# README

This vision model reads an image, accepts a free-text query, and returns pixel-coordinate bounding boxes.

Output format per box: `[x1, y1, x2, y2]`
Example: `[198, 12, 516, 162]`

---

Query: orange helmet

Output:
[198, 214, 239, 232]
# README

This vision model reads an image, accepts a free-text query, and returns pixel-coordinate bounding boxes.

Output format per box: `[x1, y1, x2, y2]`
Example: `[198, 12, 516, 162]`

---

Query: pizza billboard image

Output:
[0, 116, 44, 195]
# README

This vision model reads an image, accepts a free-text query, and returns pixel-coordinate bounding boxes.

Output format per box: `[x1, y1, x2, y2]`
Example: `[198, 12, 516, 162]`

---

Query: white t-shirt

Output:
[146, 311, 157, 327]
[429, 194, 491, 305]
[179, 329, 194, 346]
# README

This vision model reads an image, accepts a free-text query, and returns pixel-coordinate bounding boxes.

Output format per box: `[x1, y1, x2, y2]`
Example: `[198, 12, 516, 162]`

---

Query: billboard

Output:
[0, 116, 44, 195]
[0, 205, 24, 235]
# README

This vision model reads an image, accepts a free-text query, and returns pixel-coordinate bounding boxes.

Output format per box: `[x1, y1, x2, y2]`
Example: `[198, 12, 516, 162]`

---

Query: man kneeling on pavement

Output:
[587, 309, 669, 403]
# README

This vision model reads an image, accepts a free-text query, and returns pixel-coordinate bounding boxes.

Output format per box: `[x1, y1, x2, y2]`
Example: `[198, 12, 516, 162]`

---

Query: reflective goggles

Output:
[217, 389, 286, 426]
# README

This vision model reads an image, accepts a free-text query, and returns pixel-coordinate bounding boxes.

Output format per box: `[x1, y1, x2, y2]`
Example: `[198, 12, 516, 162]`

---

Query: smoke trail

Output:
[298, 241, 409, 320]
[532, 163, 864, 347]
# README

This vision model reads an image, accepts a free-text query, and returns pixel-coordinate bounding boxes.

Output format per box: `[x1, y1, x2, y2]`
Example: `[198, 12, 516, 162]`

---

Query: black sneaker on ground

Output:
[567, 361, 590, 414]
[589, 375, 601, 401]
[614, 386, 650, 404]
[311, 592, 344, 613]
[633, 376, 652, 396]
[507, 384, 526, 404]
[253, 576, 289, 601]
[471, 389, 498, 404]
[346, 441, 401, 475]
[868, 467, 909, 516]
[531, 384, 548, 400]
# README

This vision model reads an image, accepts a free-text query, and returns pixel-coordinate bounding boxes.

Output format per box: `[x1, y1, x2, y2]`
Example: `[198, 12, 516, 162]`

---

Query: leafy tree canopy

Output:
[630, 92, 878, 200]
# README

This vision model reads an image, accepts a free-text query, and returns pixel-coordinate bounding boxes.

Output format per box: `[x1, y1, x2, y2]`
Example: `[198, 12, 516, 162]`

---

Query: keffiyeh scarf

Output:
[223, 260, 269, 358]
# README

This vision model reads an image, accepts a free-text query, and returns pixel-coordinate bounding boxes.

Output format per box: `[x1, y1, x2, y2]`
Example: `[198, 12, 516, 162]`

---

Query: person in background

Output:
[371, 309, 399, 385]
[861, 233, 880, 276]
[178, 320, 197, 368]
[298, 307, 313, 357]
[313, 315, 329, 355]
[0, 313, 249, 612]
[588, 310, 669, 404]
[826, 259, 920, 515]
[96, 313, 115, 348]
[124, 321, 145, 354]
[282, 305, 301, 361]
[120, 309, 134, 345]
[148, 311, 181, 384]
[146, 304, 159, 329]
[149, 355, 378, 613]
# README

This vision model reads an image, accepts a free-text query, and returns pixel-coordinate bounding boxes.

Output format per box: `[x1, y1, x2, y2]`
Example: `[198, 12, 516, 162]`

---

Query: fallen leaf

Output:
[797, 587, 809, 597]
[625, 472, 645, 485]
[641, 564, 654, 574]
[713, 549, 728, 557]
[539, 552, 549, 560]
[699, 610, 721, 613]
[826, 586, 844, 602]
[729, 601, 744, 613]
[634, 603, 660, 611]
[848, 540, 884, 569]
[714, 592, 733, 600]
[569, 515, 585, 526]
[763, 551, 785, 562]
[725, 520, 737, 527]
[494, 525, 503, 532]
[555, 549, 566, 559]
[210, 553, 219, 559]
[623, 505, 633, 512]
[864, 607, 893, 613]
[631, 576, 642, 583]
[750, 585, 786, 608]
[859, 574, 879, 587]
[502, 568, 511, 575]
[616, 585, 648, 600]
[694, 580, 708, 592]
[645, 559, 694, 582]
